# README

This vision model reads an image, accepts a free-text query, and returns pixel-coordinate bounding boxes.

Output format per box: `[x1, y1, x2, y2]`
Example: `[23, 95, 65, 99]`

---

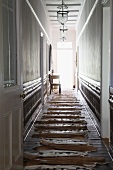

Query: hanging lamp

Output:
[60, 24, 68, 38]
[57, 0, 69, 25]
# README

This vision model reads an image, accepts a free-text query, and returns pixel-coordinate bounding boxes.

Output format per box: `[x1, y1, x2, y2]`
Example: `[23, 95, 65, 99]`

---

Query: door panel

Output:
[13, 107, 21, 161]
[4, 112, 12, 170]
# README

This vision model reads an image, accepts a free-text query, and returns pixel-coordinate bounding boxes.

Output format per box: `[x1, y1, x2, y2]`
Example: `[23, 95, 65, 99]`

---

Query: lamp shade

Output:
[60, 24, 68, 38]
[60, 31, 66, 38]
[57, 11, 68, 24]
[60, 36, 66, 41]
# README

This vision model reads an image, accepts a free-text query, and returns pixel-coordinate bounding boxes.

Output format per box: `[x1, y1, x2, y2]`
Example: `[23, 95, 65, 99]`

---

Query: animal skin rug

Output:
[33, 139, 97, 152]
[24, 92, 109, 170]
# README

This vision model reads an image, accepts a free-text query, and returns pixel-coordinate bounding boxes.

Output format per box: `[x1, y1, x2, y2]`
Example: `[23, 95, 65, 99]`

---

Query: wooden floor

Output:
[24, 90, 113, 170]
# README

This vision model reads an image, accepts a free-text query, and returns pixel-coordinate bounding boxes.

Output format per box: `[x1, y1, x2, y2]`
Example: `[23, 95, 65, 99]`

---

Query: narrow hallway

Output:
[24, 90, 113, 170]
[1, 1, 113, 169]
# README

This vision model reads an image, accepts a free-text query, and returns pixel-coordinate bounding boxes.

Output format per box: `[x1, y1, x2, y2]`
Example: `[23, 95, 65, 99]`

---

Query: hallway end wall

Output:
[52, 29, 76, 87]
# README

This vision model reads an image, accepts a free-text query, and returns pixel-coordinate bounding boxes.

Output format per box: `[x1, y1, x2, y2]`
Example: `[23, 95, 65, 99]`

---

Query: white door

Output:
[0, 0, 23, 170]
[57, 50, 73, 89]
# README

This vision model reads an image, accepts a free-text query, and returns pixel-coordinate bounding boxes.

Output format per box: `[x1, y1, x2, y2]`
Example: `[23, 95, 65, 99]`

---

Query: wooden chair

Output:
[50, 74, 61, 94]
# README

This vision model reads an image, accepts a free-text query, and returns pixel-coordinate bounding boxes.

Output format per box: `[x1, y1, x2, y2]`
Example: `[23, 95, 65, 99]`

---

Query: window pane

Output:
[8, 0, 14, 9]
[2, 0, 17, 87]
[2, 6, 9, 84]
[2, 0, 13, 9]
[2, 0, 8, 6]
[9, 10, 16, 84]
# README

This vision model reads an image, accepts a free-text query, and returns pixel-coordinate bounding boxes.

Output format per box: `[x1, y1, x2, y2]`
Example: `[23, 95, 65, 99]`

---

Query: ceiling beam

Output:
[50, 19, 77, 21]
[49, 15, 78, 17]
[46, 4, 81, 6]
[48, 10, 79, 12]
[51, 23, 76, 25]
[45, 0, 83, 3]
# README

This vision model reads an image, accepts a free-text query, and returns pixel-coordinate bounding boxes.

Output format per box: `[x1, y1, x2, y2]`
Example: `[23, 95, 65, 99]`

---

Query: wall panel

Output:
[22, 1, 40, 83]
[77, 0, 102, 122]
[22, 1, 51, 137]
[78, 1, 102, 82]
[77, 0, 96, 37]
[23, 78, 42, 138]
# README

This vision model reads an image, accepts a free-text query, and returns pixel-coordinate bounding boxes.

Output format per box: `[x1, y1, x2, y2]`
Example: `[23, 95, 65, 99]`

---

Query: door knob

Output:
[20, 93, 26, 99]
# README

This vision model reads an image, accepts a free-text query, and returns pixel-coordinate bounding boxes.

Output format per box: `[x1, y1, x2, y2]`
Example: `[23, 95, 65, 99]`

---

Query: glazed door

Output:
[0, 0, 23, 170]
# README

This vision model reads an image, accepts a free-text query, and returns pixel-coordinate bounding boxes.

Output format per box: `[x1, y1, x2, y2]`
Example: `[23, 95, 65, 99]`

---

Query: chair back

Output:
[50, 75, 60, 84]
[49, 74, 61, 94]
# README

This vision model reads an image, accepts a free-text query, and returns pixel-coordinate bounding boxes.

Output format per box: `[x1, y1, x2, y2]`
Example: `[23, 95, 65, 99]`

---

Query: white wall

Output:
[28, 0, 52, 40]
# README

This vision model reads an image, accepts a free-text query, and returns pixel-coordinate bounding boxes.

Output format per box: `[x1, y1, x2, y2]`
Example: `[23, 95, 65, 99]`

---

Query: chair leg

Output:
[59, 84, 61, 94]
[50, 85, 54, 94]
[50, 85, 52, 94]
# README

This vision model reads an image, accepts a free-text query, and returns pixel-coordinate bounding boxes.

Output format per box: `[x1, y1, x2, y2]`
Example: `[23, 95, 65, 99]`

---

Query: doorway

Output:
[57, 50, 73, 89]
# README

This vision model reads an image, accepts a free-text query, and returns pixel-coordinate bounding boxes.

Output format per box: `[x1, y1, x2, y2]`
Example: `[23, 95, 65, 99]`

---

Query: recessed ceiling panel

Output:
[42, 0, 84, 29]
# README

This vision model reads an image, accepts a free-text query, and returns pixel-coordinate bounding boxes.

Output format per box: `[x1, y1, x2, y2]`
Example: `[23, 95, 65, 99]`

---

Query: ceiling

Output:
[42, 0, 84, 29]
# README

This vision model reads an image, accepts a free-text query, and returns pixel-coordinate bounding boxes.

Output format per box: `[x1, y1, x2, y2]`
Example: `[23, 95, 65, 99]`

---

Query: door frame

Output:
[101, 5, 110, 139]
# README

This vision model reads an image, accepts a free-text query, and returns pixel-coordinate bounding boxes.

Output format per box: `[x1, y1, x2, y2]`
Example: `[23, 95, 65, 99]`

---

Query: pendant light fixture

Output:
[60, 36, 66, 41]
[60, 24, 68, 38]
[57, 0, 69, 25]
